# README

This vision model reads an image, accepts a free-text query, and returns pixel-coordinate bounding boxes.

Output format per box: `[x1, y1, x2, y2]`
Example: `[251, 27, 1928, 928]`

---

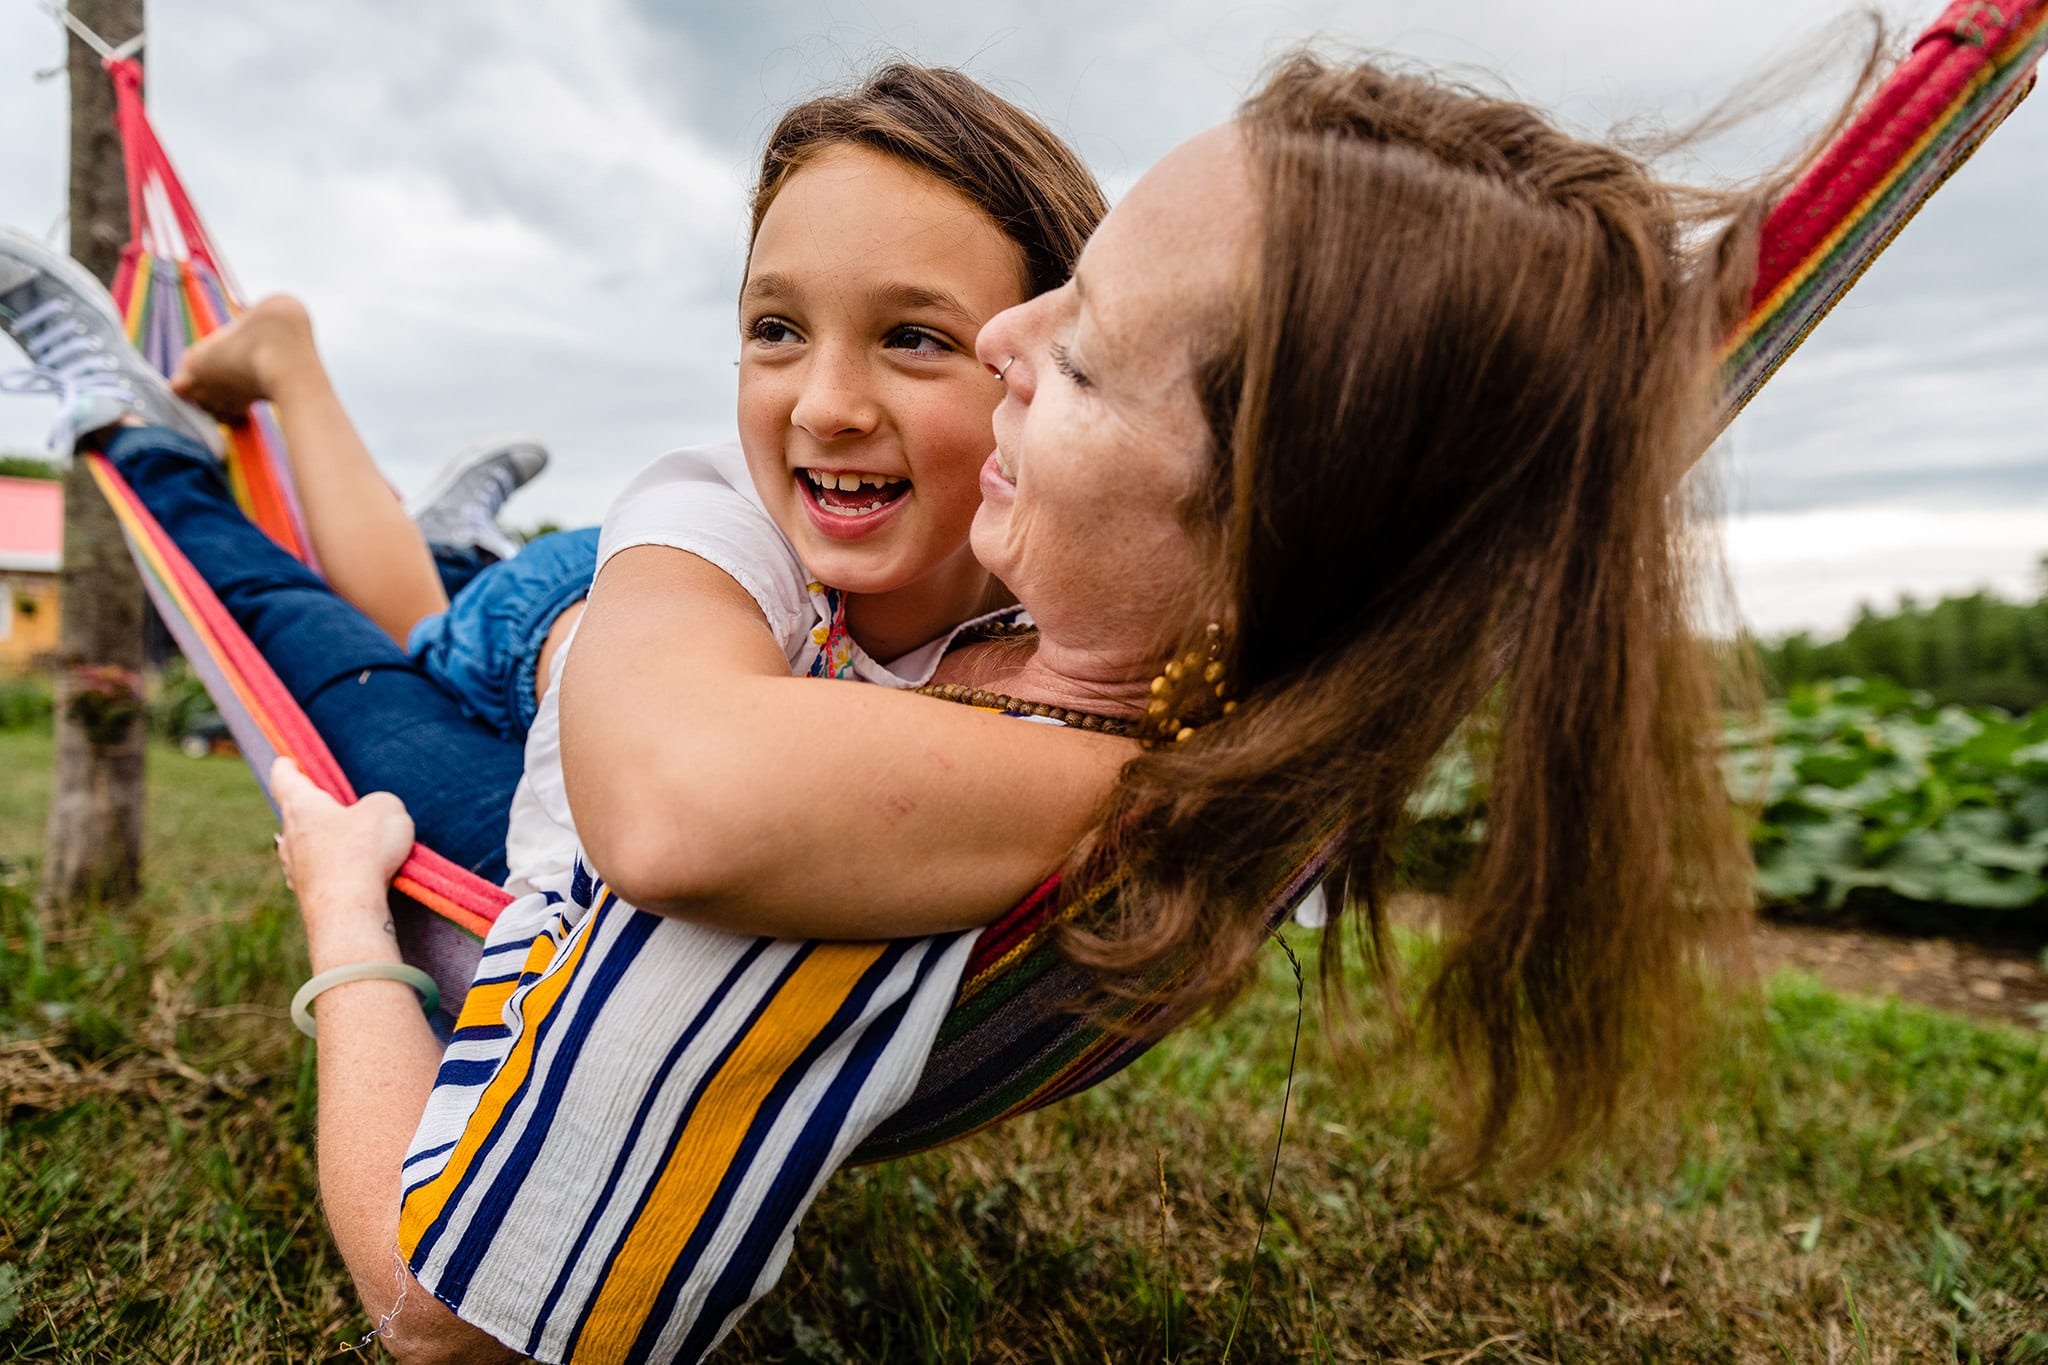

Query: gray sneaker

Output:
[408, 435, 550, 563]
[0, 226, 224, 458]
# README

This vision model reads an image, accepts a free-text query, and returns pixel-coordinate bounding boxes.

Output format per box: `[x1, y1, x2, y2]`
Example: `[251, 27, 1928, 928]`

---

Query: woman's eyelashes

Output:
[1049, 340, 1091, 389]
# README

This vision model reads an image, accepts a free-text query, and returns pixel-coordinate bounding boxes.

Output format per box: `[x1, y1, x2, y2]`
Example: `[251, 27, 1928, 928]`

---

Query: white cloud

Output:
[1726, 502, 2048, 636]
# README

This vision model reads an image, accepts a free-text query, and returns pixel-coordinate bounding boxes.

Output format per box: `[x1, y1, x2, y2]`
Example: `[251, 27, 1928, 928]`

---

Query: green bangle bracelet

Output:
[291, 961, 440, 1039]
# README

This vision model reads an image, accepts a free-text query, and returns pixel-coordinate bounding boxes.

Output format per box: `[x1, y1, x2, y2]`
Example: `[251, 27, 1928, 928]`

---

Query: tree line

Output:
[1760, 559, 2048, 713]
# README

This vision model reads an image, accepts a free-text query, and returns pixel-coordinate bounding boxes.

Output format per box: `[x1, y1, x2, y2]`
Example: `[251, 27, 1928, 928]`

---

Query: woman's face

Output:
[970, 125, 1258, 661]
[739, 145, 1029, 598]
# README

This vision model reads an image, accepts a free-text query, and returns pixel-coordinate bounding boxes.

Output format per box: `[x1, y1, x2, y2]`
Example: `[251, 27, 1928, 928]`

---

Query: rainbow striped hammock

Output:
[82, 0, 2046, 1162]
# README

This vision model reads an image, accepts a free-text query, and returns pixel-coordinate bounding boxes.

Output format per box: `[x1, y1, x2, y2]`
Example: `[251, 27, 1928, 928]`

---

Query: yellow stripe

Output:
[398, 911, 597, 1250]
[573, 942, 886, 1362]
[451, 979, 521, 1033]
[448, 928, 560, 1030]
[121, 253, 153, 342]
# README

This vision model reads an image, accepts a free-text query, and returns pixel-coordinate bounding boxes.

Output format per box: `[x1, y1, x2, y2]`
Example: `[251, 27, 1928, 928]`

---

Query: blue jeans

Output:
[106, 426, 525, 886]
[409, 528, 600, 741]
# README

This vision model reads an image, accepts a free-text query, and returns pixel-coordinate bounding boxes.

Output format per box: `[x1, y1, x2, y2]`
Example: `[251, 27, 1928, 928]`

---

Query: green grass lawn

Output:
[1, 726, 2044, 1362]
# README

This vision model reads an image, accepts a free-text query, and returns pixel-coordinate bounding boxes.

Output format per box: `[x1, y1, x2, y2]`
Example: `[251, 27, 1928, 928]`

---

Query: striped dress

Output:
[399, 717, 1069, 1364]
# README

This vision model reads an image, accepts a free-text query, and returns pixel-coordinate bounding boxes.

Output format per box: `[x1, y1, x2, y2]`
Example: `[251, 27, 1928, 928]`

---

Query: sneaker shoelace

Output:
[0, 297, 136, 413]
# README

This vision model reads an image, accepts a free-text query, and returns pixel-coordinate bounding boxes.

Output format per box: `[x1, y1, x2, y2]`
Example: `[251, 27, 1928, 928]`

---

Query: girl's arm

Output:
[560, 545, 1131, 938]
[271, 760, 517, 1365]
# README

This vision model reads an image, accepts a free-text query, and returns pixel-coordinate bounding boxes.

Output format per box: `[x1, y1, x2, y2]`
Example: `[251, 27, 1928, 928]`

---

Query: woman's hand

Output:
[272, 756, 414, 971]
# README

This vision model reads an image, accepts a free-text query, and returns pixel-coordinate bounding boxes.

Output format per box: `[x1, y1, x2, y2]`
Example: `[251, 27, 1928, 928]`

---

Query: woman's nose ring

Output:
[995, 356, 1016, 381]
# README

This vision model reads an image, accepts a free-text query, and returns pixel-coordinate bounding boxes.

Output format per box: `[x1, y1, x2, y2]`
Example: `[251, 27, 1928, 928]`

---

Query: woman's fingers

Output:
[270, 757, 417, 890]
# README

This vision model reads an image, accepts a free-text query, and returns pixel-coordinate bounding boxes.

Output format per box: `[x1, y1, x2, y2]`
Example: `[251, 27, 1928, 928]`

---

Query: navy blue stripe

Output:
[446, 1023, 511, 1046]
[431, 909, 663, 1305]
[520, 937, 775, 1359]
[479, 936, 540, 962]
[648, 939, 925, 1364]
[402, 1138, 459, 1170]
[430, 1047, 505, 1085]
[564, 942, 819, 1362]
[407, 906, 651, 1283]
[430, 1058, 507, 1088]
[466, 969, 526, 989]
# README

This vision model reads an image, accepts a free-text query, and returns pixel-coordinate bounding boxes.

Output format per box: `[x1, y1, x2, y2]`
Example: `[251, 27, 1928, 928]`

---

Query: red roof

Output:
[0, 476, 61, 573]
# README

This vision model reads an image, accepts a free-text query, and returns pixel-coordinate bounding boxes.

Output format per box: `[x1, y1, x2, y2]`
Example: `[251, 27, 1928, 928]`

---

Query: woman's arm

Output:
[560, 546, 1131, 937]
[271, 760, 517, 1365]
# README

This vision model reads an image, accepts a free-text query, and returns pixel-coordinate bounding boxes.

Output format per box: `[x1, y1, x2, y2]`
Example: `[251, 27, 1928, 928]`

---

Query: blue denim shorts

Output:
[407, 526, 601, 742]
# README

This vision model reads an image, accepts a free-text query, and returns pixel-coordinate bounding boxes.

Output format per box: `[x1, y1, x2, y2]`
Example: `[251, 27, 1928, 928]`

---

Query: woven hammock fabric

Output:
[1720, 0, 2047, 418]
[76, 3, 2043, 1155]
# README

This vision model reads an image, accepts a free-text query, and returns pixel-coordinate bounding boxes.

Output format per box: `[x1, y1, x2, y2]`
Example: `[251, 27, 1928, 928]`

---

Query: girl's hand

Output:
[271, 757, 415, 969]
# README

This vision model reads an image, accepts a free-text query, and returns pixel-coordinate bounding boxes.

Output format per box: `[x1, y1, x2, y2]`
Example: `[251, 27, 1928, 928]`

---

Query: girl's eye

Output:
[884, 325, 952, 355]
[886, 326, 949, 354]
[1050, 341, 1091, 389]
[746, 317, 801, 346]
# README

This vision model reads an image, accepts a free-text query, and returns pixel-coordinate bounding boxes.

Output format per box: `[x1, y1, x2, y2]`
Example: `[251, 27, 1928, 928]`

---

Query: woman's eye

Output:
[884, 326, 952, 355]
[746, 317, 801, 346]
[1050, 341, 1091, 389]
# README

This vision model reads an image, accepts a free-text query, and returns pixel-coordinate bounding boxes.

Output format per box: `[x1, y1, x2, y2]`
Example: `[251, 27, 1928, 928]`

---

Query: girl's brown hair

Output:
[748, 63, 1107, 299]
[1065, 52, 1824, 1173]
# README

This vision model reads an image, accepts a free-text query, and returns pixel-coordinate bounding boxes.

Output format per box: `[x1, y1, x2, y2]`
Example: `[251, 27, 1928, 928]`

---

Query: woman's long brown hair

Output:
[1062, 52, 1840, 1174]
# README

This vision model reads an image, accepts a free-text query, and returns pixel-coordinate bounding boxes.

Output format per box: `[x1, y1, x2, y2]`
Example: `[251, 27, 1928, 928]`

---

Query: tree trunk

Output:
[41, 0, 148, 917]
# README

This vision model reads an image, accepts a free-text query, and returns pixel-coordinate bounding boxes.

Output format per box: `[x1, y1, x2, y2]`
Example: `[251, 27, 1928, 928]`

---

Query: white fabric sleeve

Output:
[596, 443, 813, 666]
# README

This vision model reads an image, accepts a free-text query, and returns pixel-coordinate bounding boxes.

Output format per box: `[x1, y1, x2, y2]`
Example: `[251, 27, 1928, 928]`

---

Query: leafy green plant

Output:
[1732, 678, 2048, 927]
[150, 660, 222, 742]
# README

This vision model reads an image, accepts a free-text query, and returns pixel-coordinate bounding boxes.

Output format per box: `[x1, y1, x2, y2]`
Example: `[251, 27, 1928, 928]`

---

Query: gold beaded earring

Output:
[1143, 622, 1237, 745]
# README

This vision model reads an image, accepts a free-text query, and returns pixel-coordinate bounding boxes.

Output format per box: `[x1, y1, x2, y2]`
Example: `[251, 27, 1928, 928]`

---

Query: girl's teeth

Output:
[806, 469, 904, 493]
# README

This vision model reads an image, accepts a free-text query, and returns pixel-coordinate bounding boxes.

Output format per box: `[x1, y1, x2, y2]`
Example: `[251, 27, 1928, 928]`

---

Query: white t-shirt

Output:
[499, 440, 1006, 900]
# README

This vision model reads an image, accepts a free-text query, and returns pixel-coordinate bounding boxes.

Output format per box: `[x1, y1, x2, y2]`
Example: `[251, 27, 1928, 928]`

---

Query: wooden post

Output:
[41, 0, 148, 915]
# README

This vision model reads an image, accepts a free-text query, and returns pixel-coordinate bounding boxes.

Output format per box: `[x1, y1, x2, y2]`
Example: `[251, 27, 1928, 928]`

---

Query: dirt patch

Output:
[1753, 916, 2048, 1031]
[1389, 893, 2048, 1033]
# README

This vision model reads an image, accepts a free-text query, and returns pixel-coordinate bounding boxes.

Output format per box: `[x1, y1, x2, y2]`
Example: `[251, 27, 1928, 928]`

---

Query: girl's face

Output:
[738, 145, 1028, 600]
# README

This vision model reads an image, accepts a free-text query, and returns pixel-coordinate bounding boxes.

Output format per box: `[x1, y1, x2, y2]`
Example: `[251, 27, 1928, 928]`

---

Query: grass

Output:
[0, 726, 2044, 1361]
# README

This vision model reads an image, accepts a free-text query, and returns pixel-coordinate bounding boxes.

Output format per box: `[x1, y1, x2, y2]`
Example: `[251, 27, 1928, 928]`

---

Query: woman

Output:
[272, 51, 1770, 1362]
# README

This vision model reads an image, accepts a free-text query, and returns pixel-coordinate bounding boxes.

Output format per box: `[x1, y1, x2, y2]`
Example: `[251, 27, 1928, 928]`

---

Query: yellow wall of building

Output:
[0, 573, 60, 672]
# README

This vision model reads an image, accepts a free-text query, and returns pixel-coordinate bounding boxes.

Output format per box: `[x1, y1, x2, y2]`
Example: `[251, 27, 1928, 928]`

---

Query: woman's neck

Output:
[932, 632, 1157, 721]
[842, 543, 1013, 664]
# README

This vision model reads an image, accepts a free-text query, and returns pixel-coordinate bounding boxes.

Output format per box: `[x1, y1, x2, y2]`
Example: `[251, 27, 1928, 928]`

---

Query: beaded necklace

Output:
[911, 681, 1141, 736]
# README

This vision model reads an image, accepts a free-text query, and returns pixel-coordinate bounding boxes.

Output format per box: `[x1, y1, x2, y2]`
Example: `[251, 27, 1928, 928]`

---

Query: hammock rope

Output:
[78, 0, 2045, 1155]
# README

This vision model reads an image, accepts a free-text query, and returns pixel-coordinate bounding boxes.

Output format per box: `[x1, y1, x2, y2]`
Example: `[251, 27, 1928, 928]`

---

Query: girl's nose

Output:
[790, 347, 878, 439]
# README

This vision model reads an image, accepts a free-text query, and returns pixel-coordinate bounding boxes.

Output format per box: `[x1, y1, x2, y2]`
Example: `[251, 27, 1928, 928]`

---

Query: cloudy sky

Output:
[1, 0, 2042, 635]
